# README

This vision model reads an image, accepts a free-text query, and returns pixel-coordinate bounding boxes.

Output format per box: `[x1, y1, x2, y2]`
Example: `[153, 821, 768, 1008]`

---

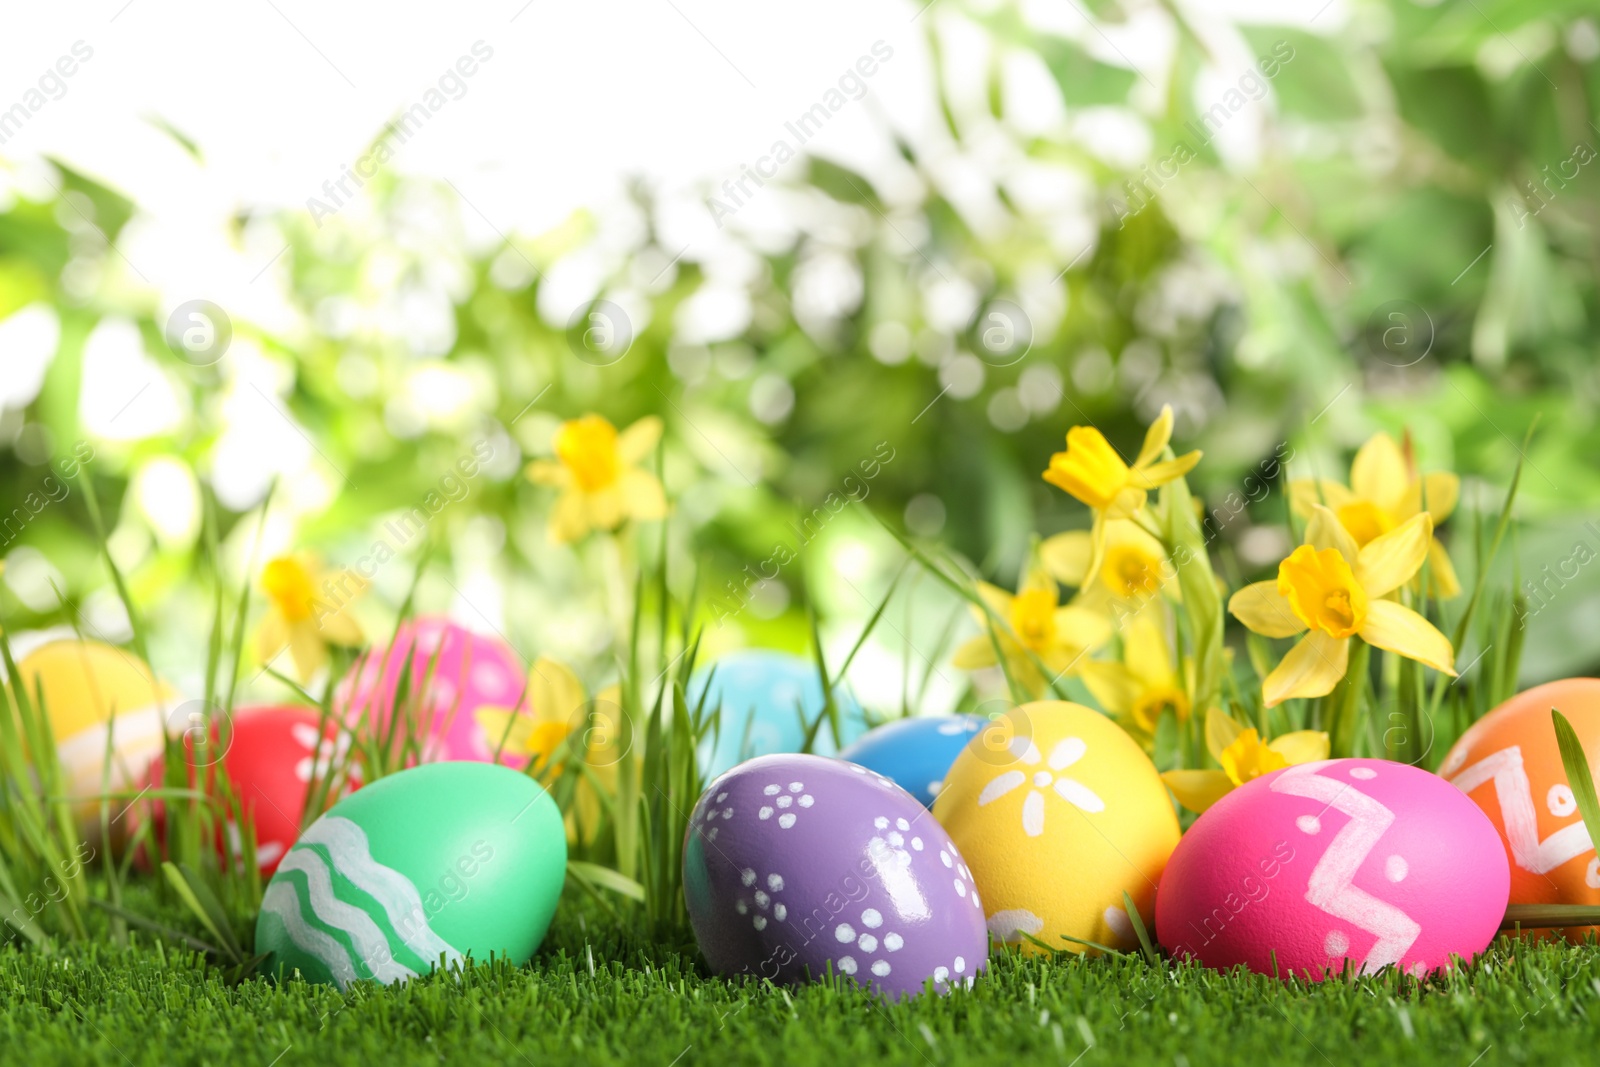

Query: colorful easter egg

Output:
[142, 706, 358, 875]
[336, 616, 529, 765]
[683, 753, 988, 998]
[1157, 758, 1509, 979]
[1439, 678, 1600, 939]
[933, 701, 1179, 955]
[255, 761, 566, 989]
[10, 634, 178, 823]
[690, 650, 869, 777]
[840, 715, 988, 807]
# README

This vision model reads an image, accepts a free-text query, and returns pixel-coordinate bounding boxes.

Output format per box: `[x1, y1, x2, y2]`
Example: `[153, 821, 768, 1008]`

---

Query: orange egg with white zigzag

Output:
[1439, 678, 1600, 940]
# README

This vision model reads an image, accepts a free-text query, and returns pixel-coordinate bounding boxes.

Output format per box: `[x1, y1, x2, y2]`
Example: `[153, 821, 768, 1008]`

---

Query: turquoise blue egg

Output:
[839, 715, 988, 807]
[690, 650, 868, 777]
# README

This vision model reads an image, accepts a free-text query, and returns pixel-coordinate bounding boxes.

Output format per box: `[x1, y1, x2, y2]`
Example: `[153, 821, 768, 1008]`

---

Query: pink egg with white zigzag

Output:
[1156, 758, 1508, 980]
[335, 616, 530, 765]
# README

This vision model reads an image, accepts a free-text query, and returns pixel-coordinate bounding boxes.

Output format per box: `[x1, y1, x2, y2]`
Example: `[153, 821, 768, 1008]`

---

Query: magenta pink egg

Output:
[1157, 758, 1508, 980]
[335, 616, 529, 765]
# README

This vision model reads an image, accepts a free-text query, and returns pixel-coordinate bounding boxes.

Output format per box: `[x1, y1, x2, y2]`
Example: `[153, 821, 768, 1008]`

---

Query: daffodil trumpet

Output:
[1043, 404, 1201, 584]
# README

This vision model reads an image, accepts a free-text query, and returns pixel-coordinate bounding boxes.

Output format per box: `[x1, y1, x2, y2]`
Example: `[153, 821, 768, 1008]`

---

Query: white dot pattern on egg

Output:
[683, 753, 989, 998]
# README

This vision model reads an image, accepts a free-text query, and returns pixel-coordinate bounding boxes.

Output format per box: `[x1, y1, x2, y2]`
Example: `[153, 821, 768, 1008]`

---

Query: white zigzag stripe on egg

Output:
[1271, 763, 1420, 975]
[301, 817, 463, 968]
[1448, 746, 1595, 875]
[261, 880, 364, 988]
[260, 817, 466, 989]
[277, 850, 418, 986]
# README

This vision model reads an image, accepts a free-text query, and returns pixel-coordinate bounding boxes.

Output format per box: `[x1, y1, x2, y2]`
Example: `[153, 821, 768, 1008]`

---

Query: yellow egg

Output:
[11, 635, 177, 821]
[932, 700, 1180, 955]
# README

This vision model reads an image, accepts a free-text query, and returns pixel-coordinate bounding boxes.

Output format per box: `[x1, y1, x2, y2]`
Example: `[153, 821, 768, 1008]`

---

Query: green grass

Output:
[4, 891, 1598, 1067]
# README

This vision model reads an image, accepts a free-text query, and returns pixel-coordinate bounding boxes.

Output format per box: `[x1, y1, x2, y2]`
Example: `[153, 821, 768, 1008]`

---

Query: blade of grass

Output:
[1551, 708, 1600, 862]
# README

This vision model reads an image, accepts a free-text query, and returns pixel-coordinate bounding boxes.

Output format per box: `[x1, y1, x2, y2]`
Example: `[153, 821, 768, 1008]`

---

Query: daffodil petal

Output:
[1054, 605, 1113, 653]
[528, 655, 586, 723]
[1306, 504, 1360, 563]
[618, 468, 668, 521]
[1103, 486, 1149, 520]
[549, 488, 591, 543]
[951, 636, 998, 670]
[1128, 450, 1202, 489]
[1079, 660, 1140, 716]
[1288, 478, 1355, 517]
[1204, 705, 1247, 763]
[525, 459, 567, 486]
[975, 582, 1015, 622]
[1040, 531, 1092, 587]
[1262, 630, 1349, 707]
[318, 608, 365, 647]
[1358, 599, 1457, 675]
[1228, 580, 1307, 638]
[287, 623, 330, 684]
[1161, 769, 1235, 814]
[1123, 612, 1174, 688]
[255, 612, 288, 665]
[1266, 730, 1330, 766]
[1426, 537, 1462, 599]
[476, 707, 535, 753]
[1135, 405, 1176, 469]
[1407, 471, 1459, 523]
[615, 415, 664, 464]
[1355, 512, 1432, 598]
[1351, 432, 1409, 515]
[588, 485, 627, 531]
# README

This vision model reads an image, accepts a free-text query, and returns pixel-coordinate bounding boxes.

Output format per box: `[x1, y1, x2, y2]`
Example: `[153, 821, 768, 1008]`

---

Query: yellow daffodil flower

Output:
[1228, 506, 1457, 707]
[1160, 707, 1329, 814]
[1042, 405, 1201, 520]
[255, 554, 367, 683]
[525, 414, 668, 544]
[476, 655, 629, 840]
[1290, 430, 1460, 597]
[1041, 519, 1179, 618]
[951, 566, 1112, 698]
[1080, 611, 1190, 740]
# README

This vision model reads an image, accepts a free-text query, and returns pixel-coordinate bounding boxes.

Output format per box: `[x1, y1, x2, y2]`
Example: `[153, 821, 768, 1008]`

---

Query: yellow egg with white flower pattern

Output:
[932, 700, 1179, 955]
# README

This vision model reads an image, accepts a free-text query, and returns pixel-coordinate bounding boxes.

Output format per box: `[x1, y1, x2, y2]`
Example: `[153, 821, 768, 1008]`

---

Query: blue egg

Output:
[689, 650, 868, 777]
[838, 714, 989, 807]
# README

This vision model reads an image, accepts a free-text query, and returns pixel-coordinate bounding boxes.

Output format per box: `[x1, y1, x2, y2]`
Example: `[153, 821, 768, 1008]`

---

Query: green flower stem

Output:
[1327, 638, 1372, 759]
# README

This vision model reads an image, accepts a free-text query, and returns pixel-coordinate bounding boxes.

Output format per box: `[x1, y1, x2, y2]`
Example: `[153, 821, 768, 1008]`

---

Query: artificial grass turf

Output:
[4, 900, 1599, 1067]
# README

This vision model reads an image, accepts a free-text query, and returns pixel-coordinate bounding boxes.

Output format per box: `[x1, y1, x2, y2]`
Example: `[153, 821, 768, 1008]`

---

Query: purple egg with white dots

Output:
[683, 753, 988, 998]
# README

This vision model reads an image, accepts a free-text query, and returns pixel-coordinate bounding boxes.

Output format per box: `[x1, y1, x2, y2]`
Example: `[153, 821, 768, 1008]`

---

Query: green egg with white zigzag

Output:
[255, 761, 566, 988]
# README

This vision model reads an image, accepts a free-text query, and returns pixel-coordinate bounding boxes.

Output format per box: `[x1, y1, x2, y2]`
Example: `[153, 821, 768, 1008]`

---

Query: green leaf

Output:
[1035, 38, 1137, 107]
[160, 862, 244, 963]
[1550, 709, 1600, 863]
[804, 159, 880, 208]
[1383, 65, 1494, 166]
[1161, 473, 1224, 715]
[1121, 890, 1160, 967]
[1239, 29, 1362, 121]
[566, 861, 646, 903]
